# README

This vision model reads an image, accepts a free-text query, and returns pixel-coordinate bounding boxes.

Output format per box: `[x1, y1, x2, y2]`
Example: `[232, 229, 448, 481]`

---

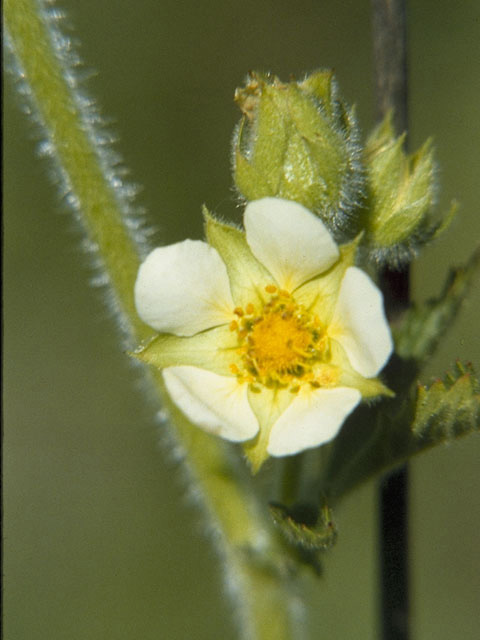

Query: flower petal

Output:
[330, 266, 393, 378]
[244, 197, 339, 291]
[163, 366, 259, 442]
[135, 240, 234, 336]
[267, 387, 361, 456]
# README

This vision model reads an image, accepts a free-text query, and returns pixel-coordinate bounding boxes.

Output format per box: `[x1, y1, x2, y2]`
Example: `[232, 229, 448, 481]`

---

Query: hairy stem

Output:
[4, 1, 299, 637]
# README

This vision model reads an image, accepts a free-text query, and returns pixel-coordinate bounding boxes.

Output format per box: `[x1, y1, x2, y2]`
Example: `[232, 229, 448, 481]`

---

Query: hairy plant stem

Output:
[4, 1, 300, 637]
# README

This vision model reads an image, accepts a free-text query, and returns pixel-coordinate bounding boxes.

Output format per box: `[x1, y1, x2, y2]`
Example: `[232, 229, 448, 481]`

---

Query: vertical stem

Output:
[4, 2, 300, 637]
[371, 2, 410, 639]
[372, 0, 408, 137]
[372, 0, 410, 317]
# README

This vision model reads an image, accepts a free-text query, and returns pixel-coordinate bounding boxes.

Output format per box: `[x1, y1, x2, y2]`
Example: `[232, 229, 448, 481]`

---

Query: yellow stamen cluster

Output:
[230, 285, 333, 391]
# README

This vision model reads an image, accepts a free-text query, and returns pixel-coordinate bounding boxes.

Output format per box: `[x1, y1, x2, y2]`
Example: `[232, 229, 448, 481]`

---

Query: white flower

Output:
[134, 198, 393, 470]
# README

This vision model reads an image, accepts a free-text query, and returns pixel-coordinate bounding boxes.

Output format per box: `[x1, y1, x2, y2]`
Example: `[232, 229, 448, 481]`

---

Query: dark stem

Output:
[372, 1, 410, 639]
[372, 0, 410, 317]
[372, 0, 408, 138]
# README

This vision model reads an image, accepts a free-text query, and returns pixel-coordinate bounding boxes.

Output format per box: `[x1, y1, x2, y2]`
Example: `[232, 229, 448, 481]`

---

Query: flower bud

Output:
[233, 71, 364, 238]
[364, 112, 450, 266]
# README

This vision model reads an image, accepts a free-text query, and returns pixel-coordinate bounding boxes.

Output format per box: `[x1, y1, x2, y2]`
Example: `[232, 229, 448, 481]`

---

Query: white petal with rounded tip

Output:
[331, 267, 393, 378]
[134, 240, 234, 336]
[244, 197, 339, 292]
[163, 366, 259, 442]
[267, 387, 361, 456]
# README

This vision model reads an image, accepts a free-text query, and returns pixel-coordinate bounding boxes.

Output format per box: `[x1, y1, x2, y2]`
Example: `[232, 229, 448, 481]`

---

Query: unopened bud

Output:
[364, 112, 450, 266]
[233, 71, 364, 238]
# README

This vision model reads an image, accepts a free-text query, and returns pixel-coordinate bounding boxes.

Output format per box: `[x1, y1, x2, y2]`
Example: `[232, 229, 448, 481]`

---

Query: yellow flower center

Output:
[230, 286, 331, 390]
[249, 312, 312, 373]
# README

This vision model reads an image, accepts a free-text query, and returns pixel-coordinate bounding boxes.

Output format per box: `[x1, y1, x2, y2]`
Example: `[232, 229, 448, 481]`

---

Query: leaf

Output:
[394, 247, 480, 361]
[412, 361, 480, 440]
[270, 502, 337, 553]
[319, 361, 480, 500]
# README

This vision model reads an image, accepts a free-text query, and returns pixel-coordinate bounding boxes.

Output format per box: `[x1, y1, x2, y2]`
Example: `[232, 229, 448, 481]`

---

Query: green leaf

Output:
[412, 361, 480, 440]
[319, 361, 480, 500]
[394, 248, 480, 361]
[269, 502, 337, 551]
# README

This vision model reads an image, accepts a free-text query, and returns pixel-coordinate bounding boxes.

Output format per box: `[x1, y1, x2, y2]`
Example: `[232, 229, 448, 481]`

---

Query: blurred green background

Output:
[4, 1, 480, 638]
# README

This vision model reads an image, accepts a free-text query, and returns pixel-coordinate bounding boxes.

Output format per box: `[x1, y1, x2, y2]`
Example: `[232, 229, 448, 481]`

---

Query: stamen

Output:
[231, 290, 328, 391]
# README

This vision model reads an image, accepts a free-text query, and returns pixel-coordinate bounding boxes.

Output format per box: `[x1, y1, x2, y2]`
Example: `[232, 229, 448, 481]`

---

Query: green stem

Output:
[4, 1, 299, 637]
[5, 0, 146, 340]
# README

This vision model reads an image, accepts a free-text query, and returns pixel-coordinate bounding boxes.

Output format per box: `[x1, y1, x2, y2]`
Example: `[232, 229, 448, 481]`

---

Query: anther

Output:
[265, 284, 277, 294]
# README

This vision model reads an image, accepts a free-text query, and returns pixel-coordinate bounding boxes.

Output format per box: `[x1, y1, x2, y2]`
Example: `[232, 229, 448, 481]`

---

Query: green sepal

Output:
[234, 148, 272, 200]
[204, 207, 273, 308]
[269, 502, 337, 552]
[248, 82, 289, 192]
[233, 71, 364, 237]
[242, 386, 293, 474]
[394, 247, 480, 362]
[334, 349, 394, 400]
[364, 111, 442, 265]
[131, 325, 240, 376]
[301, 69, 336, 115]
[295, 234, 361, 324]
